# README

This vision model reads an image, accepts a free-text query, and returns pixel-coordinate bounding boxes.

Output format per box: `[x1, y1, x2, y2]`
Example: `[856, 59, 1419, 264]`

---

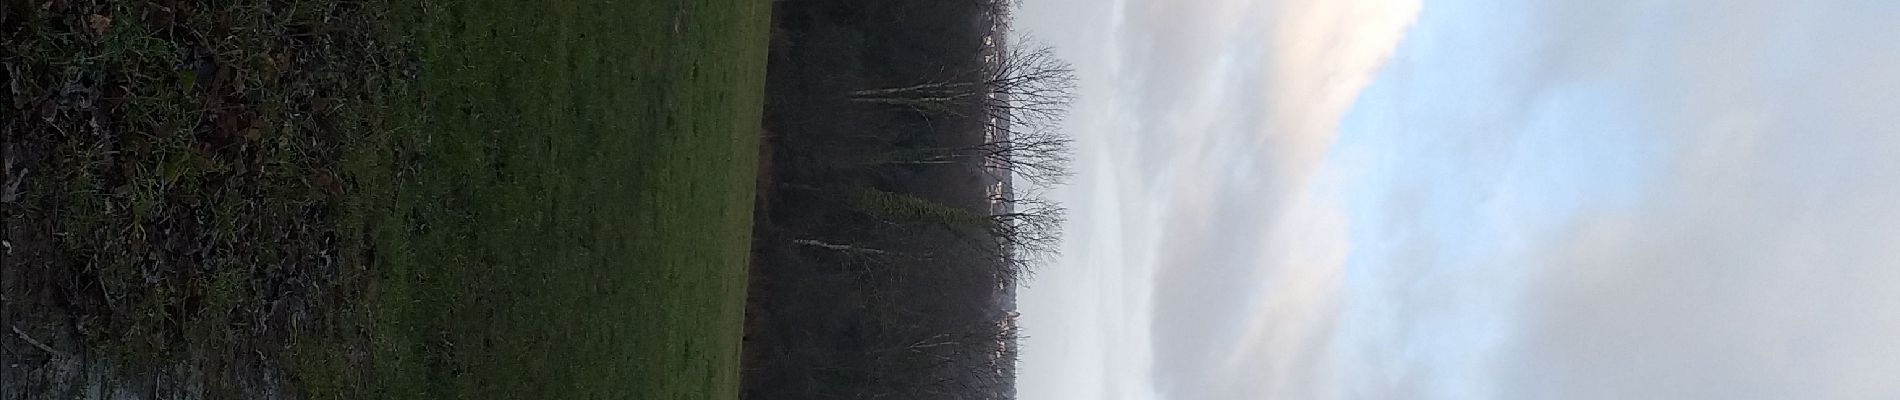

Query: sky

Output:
[1014, 1, 1900, 399]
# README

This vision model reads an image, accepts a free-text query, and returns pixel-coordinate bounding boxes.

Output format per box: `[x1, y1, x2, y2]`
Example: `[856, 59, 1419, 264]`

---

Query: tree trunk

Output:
[792, 239, 896, 255]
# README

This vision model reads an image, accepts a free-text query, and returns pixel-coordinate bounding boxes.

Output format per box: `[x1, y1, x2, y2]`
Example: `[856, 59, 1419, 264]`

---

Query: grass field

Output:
[337, 0, 772, 398]
[3, 0, 770, 398]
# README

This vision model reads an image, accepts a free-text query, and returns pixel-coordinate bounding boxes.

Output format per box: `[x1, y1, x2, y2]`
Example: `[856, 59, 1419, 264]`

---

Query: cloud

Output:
[1334, 1, 1900, 399]
[1128, 0, 1419, 398]
[1029, 0, 1900, 399]
[1492, 1, 1900, 398]
[1017, 0, 1418, 398]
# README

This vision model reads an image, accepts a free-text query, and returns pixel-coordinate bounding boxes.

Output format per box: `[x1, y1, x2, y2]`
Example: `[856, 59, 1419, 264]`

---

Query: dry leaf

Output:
[241, 127, 262, 141]
[87, 14, 112, 37]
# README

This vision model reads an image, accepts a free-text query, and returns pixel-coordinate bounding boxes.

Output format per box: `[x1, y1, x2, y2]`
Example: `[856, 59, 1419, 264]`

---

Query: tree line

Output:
[743, 0, 1075, 398]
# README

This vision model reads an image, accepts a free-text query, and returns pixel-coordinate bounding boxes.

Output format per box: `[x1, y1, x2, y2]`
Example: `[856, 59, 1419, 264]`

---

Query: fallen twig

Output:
[2, 167, 27, 203]
[11, 325, 69, 358]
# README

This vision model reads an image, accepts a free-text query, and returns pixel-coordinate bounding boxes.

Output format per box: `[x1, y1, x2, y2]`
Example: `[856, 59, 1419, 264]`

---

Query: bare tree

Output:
[887, 126, 1074, 186]
[842, 311, 1022, 400]
[980, 191, 1065, 283]
[850, 41, 1077, 131]
[802, 186, 1065, 284]
[792, 239, 901, 256]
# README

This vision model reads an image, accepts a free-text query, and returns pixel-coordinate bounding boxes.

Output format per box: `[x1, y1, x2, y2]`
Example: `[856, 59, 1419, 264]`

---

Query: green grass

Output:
[331, 0, 772, 399]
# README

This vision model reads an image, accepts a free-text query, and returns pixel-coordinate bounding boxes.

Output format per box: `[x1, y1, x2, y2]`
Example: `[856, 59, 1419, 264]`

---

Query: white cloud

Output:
[1335, 1, 1900, 399]
[1030, 0, 1900, 399]
[1493, 2, 1900, 398]
[1019, 0, 1419, 398]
